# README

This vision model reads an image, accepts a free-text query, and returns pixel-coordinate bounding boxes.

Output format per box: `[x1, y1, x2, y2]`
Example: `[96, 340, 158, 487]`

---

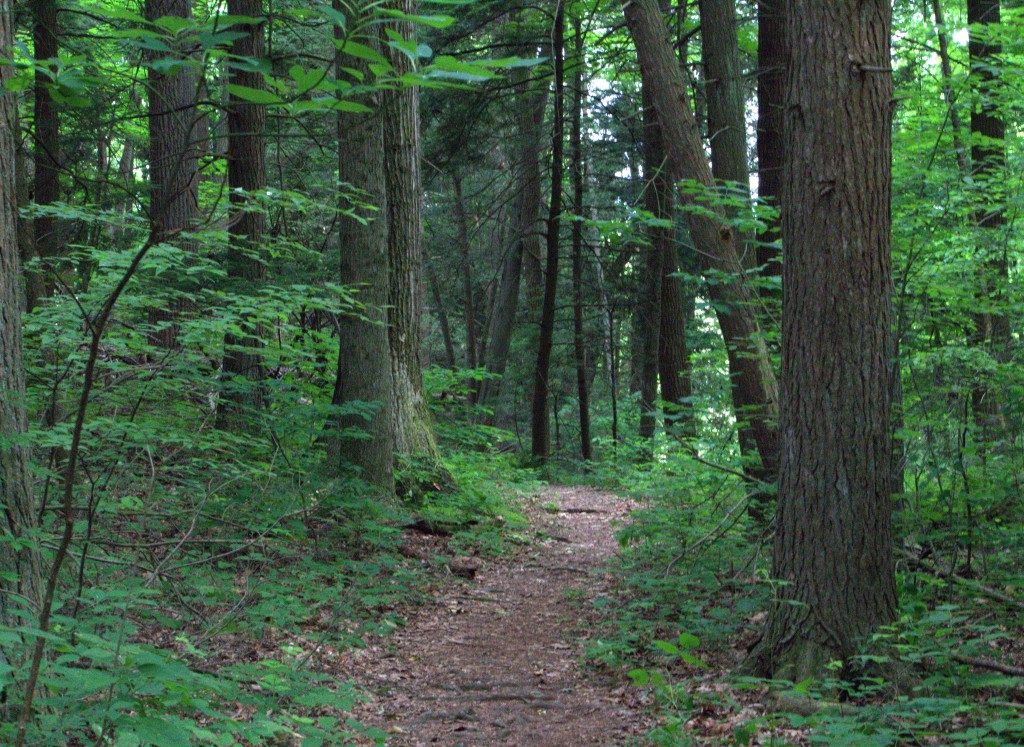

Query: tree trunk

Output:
[624, 0, 780, 475]
[746, 0, 897, 680]
[29, 0, 60, 312]
[570, 14, 592, 461]
[218, 0, 267, 430]
[0, 1, 42, 681]
[145, 0, 200, 349]
[594, 237, 620, 443]
[637, 82, 665, 442]
[328, 0, 395, 495]
[426, 260, 457, 370]
[931, 0, 970, 175]
[756, 0, 785, 279]
[659, 244, 695, 436]
[967, 0, 1009, 437]
[453, 174, 477, 371]
[530, 1, 565, 460]
[380, 0, 445, 466]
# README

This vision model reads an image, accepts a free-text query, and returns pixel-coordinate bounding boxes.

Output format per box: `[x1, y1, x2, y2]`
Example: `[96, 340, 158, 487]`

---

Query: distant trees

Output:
[477, 55, 547, 419]
[624, 0, 780, 474]
[747, 0, 897, 679]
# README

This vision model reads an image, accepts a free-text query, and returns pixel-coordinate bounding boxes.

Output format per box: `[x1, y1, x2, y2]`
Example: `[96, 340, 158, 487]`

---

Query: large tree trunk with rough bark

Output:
[327, 1, 395, 495]
[218, 0, 266, 430]
[28, 0, 60, 312]
[0, 0, 42, 683]
[530, 2, 565, 460]
[381, 0, 445, 469]
[145, 0, 200, 349]
[746, 0, 897, 680]
[623, 0, 780, 475]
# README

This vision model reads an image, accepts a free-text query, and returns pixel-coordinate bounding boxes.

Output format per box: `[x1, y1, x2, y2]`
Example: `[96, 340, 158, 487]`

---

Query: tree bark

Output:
[659, 244, 695, 436]
[0, 0, 42, 681]
[381, 0, 445, 466]
[218, 0, 267, 430]
[756, 0, 785, 279]
[328, 0, 395, 495]
[746, 0, 897, 679]
[145, 0, 200, 349]
[453, 174, 477, 371]
[623, 0, 780, 474]
[29, 0, 60, 312]
[570, 14, 592, 460]
[530, 1, 565, 460]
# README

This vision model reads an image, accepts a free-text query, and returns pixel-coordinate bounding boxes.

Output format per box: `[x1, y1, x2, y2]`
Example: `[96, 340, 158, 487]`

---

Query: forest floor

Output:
[342, 485, 652, 745]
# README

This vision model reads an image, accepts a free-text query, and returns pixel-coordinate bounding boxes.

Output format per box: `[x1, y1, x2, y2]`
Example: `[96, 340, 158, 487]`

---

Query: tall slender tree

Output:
[218, 0, 267, 428]
[658, 243, 695, 436]
[329, 2, 395, 495]
[967, 0, 1009, 435]
[570, 14, 592, 460]
[144, 0, 200, 349]
[637, 81, 665, 442]
[747, 0, 897, 679]
[453, 174, 477, 371]
[756, 0, 785, 280]
[530, 0, 565, 460]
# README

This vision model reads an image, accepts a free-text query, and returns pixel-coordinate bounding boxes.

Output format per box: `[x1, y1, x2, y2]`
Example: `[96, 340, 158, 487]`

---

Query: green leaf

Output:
[379, 8, 455, 28]
[124, 716, 192, 747]
[227, 84, 283, 105]
[678, 632, 700, 650]
[653, 640, 680, 656]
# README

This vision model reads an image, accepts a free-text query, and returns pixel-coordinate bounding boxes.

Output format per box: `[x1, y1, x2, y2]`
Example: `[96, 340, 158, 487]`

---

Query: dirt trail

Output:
[347, 485, 651, 745]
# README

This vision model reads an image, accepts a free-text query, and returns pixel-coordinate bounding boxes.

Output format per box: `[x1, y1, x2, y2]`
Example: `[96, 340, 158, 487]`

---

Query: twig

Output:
[678, 441, 771, 487]
[900, 550, 1024, 612]
[953, 654, 1024, 677]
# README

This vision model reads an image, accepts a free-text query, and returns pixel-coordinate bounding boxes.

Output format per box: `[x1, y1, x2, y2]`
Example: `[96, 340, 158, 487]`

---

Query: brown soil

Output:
[347, 485, 652, 746]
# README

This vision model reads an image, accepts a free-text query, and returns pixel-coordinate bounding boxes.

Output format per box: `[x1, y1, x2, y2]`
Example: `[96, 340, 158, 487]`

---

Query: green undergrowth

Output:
[557, 435, 1024, 746]
[3, 354, 539, 745]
